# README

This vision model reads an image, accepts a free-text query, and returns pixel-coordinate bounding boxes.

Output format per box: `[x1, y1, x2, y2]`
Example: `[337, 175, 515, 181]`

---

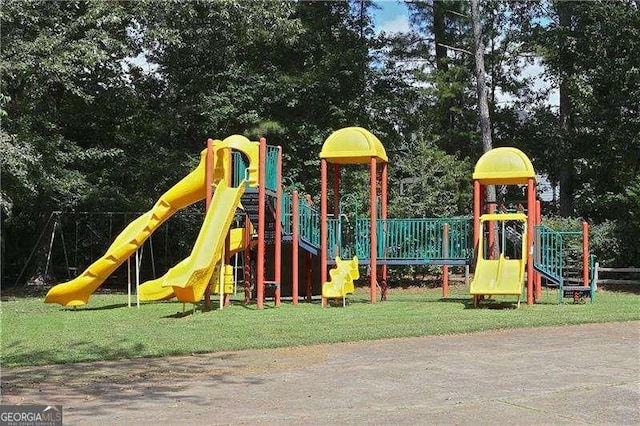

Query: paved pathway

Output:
[2, 322, 639, 425]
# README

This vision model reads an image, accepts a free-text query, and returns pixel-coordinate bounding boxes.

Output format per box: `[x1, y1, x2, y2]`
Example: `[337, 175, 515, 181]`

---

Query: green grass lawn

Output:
[1, 285, 638, 367]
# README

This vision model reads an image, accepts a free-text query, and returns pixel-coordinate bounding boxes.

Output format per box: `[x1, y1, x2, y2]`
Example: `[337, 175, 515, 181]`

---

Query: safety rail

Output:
[533, 225, 565, 285]
[353, 217, 473, 264]
[281, 193, 292, 236]
[298, 200, 320, 249]
[327, 218, 342, 259]
[265, 146, 279, 192]
[281, 192, 475, 266]
[534, 225, 595, 303]
[232, 151, 248, 187]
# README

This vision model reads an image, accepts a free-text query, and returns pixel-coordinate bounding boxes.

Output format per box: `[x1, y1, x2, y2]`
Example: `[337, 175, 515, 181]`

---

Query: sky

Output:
[371, 0, 559, 108]
[371, 0, 411, 34]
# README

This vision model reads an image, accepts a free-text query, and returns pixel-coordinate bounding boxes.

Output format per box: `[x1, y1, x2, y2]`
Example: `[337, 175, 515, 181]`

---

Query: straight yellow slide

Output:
[469, 255, 525, 296]
[162, 180, 246, 303]
[138, 227, 250, 301]
[45, 149, 213, 307]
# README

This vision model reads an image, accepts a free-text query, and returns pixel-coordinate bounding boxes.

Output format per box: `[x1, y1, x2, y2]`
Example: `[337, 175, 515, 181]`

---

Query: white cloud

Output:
[495, 57, 559, 108]
[377, 15, 411, 35]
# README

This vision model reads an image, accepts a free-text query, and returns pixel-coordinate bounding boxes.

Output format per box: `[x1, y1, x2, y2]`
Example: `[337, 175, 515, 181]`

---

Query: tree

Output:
[1, 1, 143, 283]
[529, 0, 640, 220]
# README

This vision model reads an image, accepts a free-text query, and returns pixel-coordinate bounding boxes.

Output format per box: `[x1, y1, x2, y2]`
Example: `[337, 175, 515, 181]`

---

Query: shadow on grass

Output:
[472, 301, 520, 310]
[438, 297, 474, 308]
[437, 296, 522, 309]
[65, 303, 130, 311]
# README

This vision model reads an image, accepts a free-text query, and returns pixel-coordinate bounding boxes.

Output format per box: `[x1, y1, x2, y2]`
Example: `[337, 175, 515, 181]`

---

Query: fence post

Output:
[292, 191, 299, 305]
[582, 221, 589, 287]
[442, 223, 449, 298]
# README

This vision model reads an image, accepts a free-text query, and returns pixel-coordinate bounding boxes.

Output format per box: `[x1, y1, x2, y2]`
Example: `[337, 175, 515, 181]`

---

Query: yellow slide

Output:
[45, 135, 259, 307]
[138, 227, 250, 301]
[161, 180, 245, 303]
[469, 213, 527, 307]
[470, 255, 525, 295]
[323, 256, 359, 305]
[44, 149, 215, 307]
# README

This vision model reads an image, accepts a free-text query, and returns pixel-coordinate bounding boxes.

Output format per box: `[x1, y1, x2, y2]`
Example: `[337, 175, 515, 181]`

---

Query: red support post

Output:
[257, 138, 267, 309]
[370, 157, 378, 303]
[203, 138, 214, 311]
[473, 180, 481, 256]
[333, 164, 340, 217]
[535, 199, 542, 301]
[526, 178, 535, 305]
[274, 146, 283, 307]
[292, 191, 299, 305]
[381, 162, 388, 301]
[320, 159, 328, 307]
[443, 223, 449, 298]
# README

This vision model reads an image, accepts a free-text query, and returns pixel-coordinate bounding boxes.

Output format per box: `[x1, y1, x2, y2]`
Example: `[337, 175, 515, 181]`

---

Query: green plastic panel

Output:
[353, 217, 473, 262]
[265, 146, 279, 192]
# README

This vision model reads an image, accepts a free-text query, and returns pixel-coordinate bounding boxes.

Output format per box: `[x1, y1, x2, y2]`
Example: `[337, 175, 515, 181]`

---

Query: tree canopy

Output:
[2, 0, 638, 284]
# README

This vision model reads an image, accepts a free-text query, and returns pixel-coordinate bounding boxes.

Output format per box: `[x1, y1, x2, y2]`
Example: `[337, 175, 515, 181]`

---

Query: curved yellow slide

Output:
[322, 256, 359, 299]
[161, 180, 246, 303]
[45, 149, 214, 306]
[138, 227, 250, 301]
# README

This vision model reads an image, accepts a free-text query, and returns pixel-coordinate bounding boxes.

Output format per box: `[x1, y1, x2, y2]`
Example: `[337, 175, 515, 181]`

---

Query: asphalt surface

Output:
[2, 321, 639, 425]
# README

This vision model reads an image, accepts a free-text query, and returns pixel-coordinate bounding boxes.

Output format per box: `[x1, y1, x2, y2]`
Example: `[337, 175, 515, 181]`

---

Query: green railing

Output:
[281, 193, 292, 236]
[327, 217, 341, 259]
[298, 201, 320, 249]
[534, 224, 595, 303]
[353, 217, 473, 264]
[232, 151, 249, 187]
[265, 146, 279, 192]
[282, 189, 474, 265]
[533, 225, 565, 285]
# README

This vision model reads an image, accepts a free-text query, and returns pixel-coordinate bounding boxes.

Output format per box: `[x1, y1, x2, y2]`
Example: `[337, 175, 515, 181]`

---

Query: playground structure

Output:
[43, 127, 595, 309]
[471, 147, 594, 306]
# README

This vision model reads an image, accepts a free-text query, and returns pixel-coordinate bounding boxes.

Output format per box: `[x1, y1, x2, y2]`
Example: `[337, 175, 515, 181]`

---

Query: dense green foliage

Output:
[2, 0, 638, 286]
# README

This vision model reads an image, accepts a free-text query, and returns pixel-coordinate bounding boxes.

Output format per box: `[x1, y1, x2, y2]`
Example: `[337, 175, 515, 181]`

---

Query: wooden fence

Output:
[594, 263, 640, 288]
